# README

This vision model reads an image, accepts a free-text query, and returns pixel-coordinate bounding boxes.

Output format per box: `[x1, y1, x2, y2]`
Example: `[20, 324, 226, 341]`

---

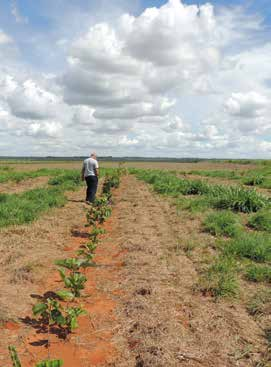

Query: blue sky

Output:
[0, 0, 271, 157]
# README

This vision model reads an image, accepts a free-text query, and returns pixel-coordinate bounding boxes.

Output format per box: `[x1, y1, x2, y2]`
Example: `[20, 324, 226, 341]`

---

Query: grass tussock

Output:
[222, 233, 271, 262]
[203, 210, 243, 237]
[245, 264, 271, 283]
[248, 210, 271, 232]
[247, 289, 271, 316]
[199, 256, 239, 298]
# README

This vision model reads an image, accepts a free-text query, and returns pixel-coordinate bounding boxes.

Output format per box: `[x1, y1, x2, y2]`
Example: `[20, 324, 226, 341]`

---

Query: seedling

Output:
[58, 269, 87, 298]
[55, 258, 92, 272]
[89, 227, 105, 243]
[32, 298, 86, 333]
[77, 241, 97, 260]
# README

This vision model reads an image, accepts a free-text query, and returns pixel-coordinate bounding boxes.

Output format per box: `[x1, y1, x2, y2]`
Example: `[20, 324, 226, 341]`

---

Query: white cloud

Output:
[27, 121, 62, 138]
[224, 91, 269, 118]
[0, 0, 271, 157]
[0, 30, 13, 45]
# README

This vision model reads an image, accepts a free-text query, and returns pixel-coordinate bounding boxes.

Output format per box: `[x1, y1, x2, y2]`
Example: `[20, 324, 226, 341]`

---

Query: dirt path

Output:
[0, 176, 49, 194]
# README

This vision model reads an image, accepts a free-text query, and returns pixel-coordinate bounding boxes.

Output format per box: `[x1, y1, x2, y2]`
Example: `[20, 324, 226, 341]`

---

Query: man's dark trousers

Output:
[85, 175, 98, 202]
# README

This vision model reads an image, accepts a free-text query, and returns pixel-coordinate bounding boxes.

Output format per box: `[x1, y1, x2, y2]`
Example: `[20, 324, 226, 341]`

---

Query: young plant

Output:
[89, 227, 105, 243]
[77, 241, 97, 261]
[58, 269, 87, 298]
[55, 258, 92, 272]
[32, 298, 86, 333]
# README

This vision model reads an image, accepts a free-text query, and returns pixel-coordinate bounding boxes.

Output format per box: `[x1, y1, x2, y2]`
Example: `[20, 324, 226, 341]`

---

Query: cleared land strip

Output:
[114, 175, 267, 367]
[0, 176, 49, 194]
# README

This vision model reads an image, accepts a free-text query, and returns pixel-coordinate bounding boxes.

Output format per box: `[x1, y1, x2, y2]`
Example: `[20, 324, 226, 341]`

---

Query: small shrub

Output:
[245, 264, 271, 283]
[223, 233, 271, 262]
[203, 211, 242, 237]
[199, 256, 238, 298]
[248, 210, 271, 232]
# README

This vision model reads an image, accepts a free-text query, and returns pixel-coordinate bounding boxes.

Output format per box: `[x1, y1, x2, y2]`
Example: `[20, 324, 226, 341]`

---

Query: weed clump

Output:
[245, 264, 271, 283]
[199, 256, 238, 298]
[223, 233, 271, 262]
[248, 210, 271, 232]
[203, 210, 242, 237]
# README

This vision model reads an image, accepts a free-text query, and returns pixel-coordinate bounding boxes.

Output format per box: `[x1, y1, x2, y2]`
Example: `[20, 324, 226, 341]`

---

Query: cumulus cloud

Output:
[7, 79, 60, 120]
[1, 0, 271, 157]
[224, 91, 269, 118]
[27, 121, 62, 138]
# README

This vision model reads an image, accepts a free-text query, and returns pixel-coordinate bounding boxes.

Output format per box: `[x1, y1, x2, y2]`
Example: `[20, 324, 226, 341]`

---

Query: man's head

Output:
[90, 152, 97, 159]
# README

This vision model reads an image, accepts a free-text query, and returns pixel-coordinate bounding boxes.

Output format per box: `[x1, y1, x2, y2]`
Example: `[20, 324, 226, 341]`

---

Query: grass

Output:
[134, 169, 269, 213]
[248, 210, 271, 232]
[208, 185, 269, 213]
[0, 168, 67, 184]
[0, 187, 67, 227]
[245, 264, 271, 283]
[203, 211, 243, 237]
[247, 289, 271, 316]
[199, 256, 239, 298]
[188, 169, 242, 180]
[222, 232, 271, 262]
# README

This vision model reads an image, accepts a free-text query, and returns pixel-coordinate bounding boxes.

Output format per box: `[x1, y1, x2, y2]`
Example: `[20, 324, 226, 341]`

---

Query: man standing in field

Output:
[81, 153, 99, 203]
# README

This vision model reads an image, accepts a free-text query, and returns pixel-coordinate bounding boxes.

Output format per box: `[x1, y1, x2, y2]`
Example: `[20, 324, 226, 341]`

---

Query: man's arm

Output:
[94, 167, 99, 177]
[81, 164, 85, 181]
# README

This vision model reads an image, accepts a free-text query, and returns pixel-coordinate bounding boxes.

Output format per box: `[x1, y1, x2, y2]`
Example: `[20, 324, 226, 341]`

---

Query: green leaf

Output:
[56, 290, 75, 301]
[32, 302, 47, 316]
[8, 346, 22, 367]
[70, 316, 78, 330]
[35, 360, 63, 367]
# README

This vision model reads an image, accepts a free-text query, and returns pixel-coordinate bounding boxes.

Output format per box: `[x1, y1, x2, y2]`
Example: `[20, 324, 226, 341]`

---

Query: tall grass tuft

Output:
[222, 232, 271, 262]
[199, 256, 238, 298]
[248, 210, 271, 232]
[208, 185, 269, 213]
[203, 211, 242, 237]
[245, 264, 271, 283]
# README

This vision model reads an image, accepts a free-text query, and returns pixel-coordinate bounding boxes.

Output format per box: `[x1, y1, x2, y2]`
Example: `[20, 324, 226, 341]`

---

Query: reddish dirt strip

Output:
[0, 187, 123, 366]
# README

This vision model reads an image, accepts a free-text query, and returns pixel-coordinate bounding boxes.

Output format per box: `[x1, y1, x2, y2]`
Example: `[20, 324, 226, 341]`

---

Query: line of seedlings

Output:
[6, 172, 120, 367]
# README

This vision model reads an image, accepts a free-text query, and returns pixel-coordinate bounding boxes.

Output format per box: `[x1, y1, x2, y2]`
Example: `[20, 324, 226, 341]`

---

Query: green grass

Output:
[0, 188, 67, 227]
[199, 256, 239, 298]
[134, 169, 269, 213]
[248, 210, 271, 232]
[245, 264, 271, 283]
[208, 185, 269, 213]
[188, 169, 242, 180]
[0, 168, 67, 184]
[222, 232, 271, 262]
[48, 170, 81, 190]
[203, 211, 243, 237]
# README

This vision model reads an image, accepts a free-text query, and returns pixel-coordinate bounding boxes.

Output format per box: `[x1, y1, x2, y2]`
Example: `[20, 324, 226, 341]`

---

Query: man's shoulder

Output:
[84, 157, 98, 164]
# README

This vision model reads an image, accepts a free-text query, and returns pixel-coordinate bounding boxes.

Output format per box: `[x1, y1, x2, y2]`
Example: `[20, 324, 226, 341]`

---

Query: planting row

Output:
[0, 168, 117, 228]
[5, 171, 120, 367]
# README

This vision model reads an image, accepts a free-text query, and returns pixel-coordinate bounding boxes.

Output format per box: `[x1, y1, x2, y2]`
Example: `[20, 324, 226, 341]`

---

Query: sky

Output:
[0, 0, 271, 158]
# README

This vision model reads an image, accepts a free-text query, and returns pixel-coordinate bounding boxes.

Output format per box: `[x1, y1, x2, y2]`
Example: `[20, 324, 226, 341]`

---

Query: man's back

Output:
[83, 157, 99, 177]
